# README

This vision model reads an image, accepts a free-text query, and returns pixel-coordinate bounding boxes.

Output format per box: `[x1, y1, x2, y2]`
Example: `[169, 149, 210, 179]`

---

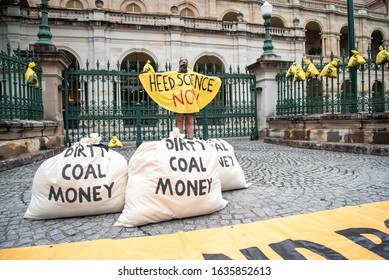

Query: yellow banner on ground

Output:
[139, 71, 222, 114]
[1, 201, 388, 260]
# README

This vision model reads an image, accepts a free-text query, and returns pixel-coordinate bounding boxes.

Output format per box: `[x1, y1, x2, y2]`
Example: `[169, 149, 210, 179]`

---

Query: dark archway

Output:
[120, 52, 158, 125]
[371, 30, 384, 58]
[339, 26, 349, 57]
[193, 55, 224, 74]
[305, 22, 322, 56]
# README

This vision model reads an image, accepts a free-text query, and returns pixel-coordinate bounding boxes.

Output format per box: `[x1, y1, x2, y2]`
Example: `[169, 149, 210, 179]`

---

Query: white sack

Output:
[206, 138, 249, 191]
[115, 137, 228, 227]
[24, 142, 128, 219]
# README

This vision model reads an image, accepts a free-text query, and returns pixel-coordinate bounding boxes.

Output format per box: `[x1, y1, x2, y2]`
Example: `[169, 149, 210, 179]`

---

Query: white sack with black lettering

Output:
[24, 143, 128, 219]
[115, 138, 228, 227]
[206, 138, 249, 191]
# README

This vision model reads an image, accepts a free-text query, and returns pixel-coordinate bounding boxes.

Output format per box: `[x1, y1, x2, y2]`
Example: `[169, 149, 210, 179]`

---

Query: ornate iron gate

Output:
[63, 63, 257, 145]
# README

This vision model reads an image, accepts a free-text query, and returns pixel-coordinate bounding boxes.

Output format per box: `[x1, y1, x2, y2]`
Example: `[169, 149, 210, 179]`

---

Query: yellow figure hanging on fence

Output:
[108, 135, 123, 148]
[142, 59, 155, 73]
[24, 62, 39, 87]
[376, 46, 389, 65]
[347, 50, 366, 68]
[304, 59, 319, 79]
[285, 62, 297, 79]
[320, 61, 338, 78]
[293, 66, 306, 82]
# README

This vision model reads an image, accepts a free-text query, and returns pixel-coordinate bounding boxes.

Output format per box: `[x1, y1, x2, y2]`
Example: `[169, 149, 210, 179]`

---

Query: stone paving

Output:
[0, 138, 388, 250]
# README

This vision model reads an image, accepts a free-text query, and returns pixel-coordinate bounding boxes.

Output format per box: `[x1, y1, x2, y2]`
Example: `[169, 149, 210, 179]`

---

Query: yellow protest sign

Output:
[139, 71, 222, 114]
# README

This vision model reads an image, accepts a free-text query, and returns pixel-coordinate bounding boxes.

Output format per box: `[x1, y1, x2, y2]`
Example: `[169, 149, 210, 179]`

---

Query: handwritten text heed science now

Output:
[139, 71, 221, 114]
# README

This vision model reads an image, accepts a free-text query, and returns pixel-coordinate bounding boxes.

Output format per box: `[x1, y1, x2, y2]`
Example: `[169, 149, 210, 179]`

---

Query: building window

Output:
[66, 0, 83, 9]
[126, 3, 141, 13]
[339, 26, 349, 57]
[180, 8, 194, 18]
[371, 30, 384, 58]
[305, 22, 322, 56]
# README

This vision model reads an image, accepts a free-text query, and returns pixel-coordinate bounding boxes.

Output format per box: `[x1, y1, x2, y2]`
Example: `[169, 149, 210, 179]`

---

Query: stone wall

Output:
[266, 113, 389, 145]
[0, 119, 65, 171]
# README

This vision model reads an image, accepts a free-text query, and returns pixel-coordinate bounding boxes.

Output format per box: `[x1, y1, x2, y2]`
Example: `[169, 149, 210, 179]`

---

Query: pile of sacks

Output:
[24, 131, 250, 227]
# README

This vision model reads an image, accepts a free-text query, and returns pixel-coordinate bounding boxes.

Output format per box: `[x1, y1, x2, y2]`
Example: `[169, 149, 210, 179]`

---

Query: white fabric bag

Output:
[115, 137, 228, 227]
[206, 138, 249, 191]
[24, 134, 128, 219]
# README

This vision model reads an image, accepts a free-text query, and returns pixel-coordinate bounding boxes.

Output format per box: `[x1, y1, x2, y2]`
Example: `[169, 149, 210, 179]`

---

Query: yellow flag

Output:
[139, 71, 222, 114]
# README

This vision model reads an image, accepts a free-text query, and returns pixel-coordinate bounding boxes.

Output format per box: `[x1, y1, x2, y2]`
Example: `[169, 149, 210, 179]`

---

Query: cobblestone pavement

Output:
[1, 138, 388, 250]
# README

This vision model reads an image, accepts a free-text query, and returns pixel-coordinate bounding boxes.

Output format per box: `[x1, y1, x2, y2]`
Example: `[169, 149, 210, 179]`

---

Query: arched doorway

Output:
[339, 26, 349, 57]
[120, 52, 158, 125]
[371, 30, 384, 58]
[270, 17, 284, 28]
[61, 50, 82, 129]
[193, 55, 224, 74]
[305, 22, 322, 56]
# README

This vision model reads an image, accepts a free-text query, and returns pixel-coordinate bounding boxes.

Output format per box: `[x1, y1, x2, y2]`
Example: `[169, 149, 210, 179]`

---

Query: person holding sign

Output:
[176, 57, 194, 139]
[139, 57, 222, 139]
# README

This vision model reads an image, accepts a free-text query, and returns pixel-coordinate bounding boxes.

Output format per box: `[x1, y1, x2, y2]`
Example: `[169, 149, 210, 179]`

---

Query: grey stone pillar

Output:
[247, 56, 283, 139]
[28, 44, 71, 146]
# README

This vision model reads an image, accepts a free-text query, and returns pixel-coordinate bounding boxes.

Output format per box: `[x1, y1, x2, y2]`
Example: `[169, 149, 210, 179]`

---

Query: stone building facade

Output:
[1, 0, 388, 71]
[0, 0, 388, 166]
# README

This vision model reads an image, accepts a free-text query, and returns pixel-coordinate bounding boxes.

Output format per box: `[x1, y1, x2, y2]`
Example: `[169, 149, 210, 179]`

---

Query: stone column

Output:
[28, 44, 71, 146]
[247, 56, 283, 139]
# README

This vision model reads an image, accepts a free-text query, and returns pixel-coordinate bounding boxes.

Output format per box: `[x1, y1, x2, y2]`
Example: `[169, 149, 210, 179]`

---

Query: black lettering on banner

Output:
[240, 247, 270, 260]
[183, 73, 192, 85]
[177, 73, 184, 86]
[269, 239, 348, 260]
[203, 247, 269, 260]
[202, 253, 233, 260]
[168, 76, 175, 89]
[335, 220, 389, 259]
[207, 78, 215, 92]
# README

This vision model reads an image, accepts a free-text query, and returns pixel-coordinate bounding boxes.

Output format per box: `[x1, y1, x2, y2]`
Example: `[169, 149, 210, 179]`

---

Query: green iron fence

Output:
[0, 44, 43, 120]
[63, 61, 257, 146]
[276, 49, 389, 116]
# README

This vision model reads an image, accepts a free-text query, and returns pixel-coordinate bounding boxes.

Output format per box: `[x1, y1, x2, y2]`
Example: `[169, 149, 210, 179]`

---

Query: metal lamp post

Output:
[35, 0, 54, 45]
[261, 1, 276, 57]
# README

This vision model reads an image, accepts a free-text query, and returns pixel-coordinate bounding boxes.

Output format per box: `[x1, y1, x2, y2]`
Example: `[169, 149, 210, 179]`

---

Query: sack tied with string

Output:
[206, 138, 250, 191]
[115, 137, 228, 227]
[24, 135, 128, 220]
